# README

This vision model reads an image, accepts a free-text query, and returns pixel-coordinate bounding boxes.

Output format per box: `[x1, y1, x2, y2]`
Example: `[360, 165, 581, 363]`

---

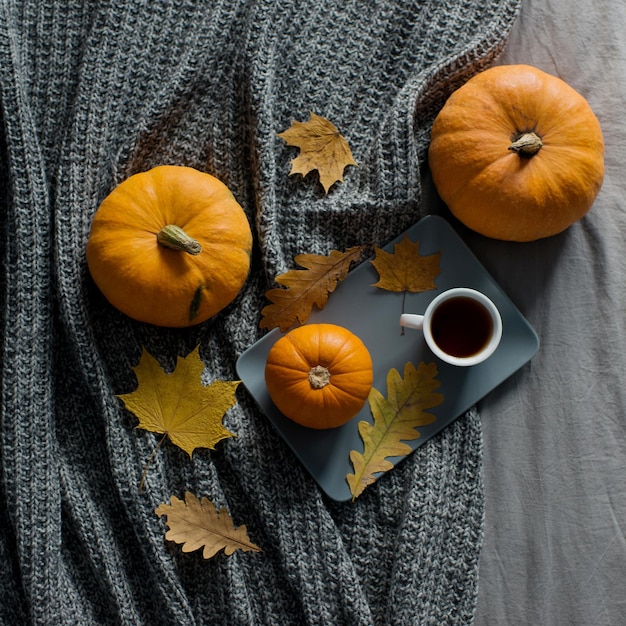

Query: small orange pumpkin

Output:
[264, 323, 374, 429]
[428, 64, 605, 241]
[86, 165, 252, 327]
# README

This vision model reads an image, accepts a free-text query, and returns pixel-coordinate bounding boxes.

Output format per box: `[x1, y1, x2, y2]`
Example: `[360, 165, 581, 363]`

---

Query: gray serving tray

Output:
[236, 215, 540, 501]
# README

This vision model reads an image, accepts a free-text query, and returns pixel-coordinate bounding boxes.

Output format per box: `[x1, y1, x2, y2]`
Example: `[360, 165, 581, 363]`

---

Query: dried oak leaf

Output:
[370, 235, 441, 293]
[260, 246, 365, 332]
[118, 346, 239, 458]
[347, 361, 444, 500]
[155, 492, 262, 559]
[278, 111, 357, 193]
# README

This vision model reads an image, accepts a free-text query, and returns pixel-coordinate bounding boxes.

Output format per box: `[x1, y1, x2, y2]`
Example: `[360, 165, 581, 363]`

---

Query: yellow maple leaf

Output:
[370, 235, 441, 293]
[118, 346, 238, 458]
[155, 492, 262, 559]
[346, 361, 444, 500]
[277, 111, 357, 193]
[260, 246, 364, 332]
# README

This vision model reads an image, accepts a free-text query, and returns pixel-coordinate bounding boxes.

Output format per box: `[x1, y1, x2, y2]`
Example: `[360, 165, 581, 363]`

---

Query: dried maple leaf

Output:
[155, 492, 261, 559]
[278, 111, 357, 193]
[260, 246, 364, 332]
[370, 235, 441, 293]
[118, 346, 239, 489]
[346, 361, 444, 500]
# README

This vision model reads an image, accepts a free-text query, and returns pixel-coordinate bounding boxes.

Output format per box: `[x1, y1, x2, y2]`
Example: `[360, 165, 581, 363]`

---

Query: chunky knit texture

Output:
[0, 2, 520, 624]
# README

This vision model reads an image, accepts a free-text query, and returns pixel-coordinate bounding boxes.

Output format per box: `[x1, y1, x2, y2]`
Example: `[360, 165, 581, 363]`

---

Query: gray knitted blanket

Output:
[0, 2, 520, 624]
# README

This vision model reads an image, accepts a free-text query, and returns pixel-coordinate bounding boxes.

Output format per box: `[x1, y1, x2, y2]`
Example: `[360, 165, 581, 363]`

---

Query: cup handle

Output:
[400, 313, 425, 330]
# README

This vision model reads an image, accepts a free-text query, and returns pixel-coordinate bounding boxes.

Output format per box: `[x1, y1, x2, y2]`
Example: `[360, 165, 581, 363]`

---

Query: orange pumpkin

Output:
[86, 165, 252, 327]
[264, 323, 374, 429]
[428, 64, 605, 241]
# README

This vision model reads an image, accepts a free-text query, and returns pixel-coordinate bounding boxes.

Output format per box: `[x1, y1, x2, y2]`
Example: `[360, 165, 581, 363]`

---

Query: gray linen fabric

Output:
[0, 1, 520, 624]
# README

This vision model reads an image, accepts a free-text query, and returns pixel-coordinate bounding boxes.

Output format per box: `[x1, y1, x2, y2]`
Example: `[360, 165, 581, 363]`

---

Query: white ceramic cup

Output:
[400, 287, 502, 367]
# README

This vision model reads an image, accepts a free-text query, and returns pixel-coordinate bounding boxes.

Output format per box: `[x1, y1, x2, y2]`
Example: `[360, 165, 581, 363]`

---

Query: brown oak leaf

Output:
[370, 235, 441, 293]
[260, 246, 365, 332]
[155, 492, 262, 559]
[346, 361, 444, 500]
[278, 111, 357, 193]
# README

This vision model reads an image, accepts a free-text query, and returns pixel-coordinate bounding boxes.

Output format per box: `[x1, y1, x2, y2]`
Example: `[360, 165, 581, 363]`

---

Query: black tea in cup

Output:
[430, 296, 494, 358]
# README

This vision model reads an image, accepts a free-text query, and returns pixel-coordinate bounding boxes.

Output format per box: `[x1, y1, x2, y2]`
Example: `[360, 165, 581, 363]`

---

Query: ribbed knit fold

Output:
[0, 6, 60, 621]
[1, 1, 520, 624]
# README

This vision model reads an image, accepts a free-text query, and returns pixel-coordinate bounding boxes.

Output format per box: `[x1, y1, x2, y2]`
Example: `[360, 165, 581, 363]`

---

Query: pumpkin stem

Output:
[509, 132, 543, 157]
[157, 224, 202, 255]
[308, 365, 331, 389]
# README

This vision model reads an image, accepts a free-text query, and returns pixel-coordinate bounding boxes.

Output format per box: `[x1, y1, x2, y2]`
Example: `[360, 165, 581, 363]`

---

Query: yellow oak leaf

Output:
[118, 346, 239, 458]
[370, 235, 441, 293]
[278, 111, 357, 193]
[347, 361, 444, 500]
[260, 246, 365, 332]
[155, 492, 262, 559]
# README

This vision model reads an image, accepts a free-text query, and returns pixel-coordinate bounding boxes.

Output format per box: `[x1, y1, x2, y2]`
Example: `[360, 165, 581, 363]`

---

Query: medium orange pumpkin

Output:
[86, 165, 252, 327]
[428, 64, 605, 241]
[264, 323, 374, 429]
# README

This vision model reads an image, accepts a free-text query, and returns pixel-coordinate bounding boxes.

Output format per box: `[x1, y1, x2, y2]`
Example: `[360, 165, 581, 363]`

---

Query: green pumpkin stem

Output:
[157, 224, 202, 255]
[509, 131, 543, 157]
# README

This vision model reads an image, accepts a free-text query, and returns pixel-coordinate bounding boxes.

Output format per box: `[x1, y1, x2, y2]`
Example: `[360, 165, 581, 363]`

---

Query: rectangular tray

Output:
[236, 215, 540, 501]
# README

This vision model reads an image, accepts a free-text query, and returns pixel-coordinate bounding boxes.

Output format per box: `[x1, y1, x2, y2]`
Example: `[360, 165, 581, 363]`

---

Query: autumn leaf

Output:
[260, 246, 365, 332]
[370, 235, 441, 293]
[155, 492, 262, 559]
[346, 361, 444, 500]
[278, 111, 357, 193]
[118, 347, 239, 489]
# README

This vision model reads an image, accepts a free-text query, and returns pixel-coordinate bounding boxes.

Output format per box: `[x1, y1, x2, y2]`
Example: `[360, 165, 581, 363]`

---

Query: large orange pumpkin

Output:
[86, 165, 252, 327]
[264, 323, 374, 429]
[428, 64, 605, 241]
